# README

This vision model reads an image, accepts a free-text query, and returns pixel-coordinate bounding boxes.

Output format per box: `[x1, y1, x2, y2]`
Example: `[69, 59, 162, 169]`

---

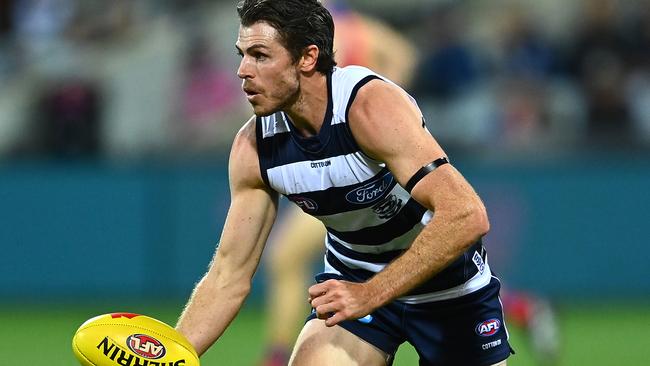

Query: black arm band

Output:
[404, 157, 449, 193]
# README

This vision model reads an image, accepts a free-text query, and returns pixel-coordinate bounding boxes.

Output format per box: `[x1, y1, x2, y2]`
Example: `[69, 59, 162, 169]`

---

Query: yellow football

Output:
[72, 312, 200, 366]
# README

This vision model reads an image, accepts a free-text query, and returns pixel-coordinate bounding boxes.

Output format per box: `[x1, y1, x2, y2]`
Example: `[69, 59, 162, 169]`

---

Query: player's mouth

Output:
[243, 86, 261, 100]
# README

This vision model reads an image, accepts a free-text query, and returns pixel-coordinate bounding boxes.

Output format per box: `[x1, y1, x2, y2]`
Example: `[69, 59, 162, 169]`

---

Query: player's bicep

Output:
[208, 118, 278, 281]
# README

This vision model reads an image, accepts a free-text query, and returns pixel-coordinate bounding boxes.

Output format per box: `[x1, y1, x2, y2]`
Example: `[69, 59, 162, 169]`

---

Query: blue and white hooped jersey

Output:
[256, 66, 491, 303]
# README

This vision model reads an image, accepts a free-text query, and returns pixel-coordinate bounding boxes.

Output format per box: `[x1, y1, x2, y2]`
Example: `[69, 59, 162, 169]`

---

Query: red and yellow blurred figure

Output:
[329, 0, 417, 87]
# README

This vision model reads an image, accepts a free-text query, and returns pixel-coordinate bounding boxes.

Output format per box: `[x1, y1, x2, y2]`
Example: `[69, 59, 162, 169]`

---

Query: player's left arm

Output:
[309, 79, 489, 326]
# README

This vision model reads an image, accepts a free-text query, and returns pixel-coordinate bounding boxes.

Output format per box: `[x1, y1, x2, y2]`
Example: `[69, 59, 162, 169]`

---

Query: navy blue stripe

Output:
[344, 75, 382, 122]
[407, 240, 484, 295]
[258, 122, 362, 167]
[286, 168, 396, 216]
[325, 240, 484, 296]
[326, 199, 427, 245]
[328, 235, 405, 263]
[326, 251, 374, 282]
[287, 70, 335, 155]
[342, 75, 382, 154]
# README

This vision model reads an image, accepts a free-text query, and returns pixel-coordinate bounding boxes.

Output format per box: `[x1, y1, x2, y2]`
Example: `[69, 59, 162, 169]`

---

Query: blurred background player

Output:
[261, 1, 558, 366]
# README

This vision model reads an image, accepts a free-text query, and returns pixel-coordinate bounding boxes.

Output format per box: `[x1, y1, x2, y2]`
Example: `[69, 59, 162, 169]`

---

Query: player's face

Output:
[236, 22, 300, 116]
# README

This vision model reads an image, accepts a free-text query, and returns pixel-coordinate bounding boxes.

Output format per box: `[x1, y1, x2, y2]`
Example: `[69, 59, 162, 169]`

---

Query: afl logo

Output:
[475, 319, 501, 337]
[291, 196, 318, 212]
[345, 172, 393, 204]
[126, 334, 166, 359]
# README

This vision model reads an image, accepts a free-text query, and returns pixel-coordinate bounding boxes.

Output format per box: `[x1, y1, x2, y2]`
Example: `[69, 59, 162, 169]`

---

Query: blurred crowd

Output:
[0, 0, 649, 160]
[409, 0, 650, 154]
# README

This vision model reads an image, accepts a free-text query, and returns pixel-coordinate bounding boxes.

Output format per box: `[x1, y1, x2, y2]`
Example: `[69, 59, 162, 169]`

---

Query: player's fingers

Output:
[308, 282, 327, 298]
[309, 290, 332, 308]
[325, 312, 346, 327]
[315, 302, 338, 318]
[315, 310, 331, 320]
[309, 280, 341, 301]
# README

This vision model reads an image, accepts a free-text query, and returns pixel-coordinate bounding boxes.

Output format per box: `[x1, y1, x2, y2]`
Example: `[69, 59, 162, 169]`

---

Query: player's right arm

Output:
[176, 116, 278, 355]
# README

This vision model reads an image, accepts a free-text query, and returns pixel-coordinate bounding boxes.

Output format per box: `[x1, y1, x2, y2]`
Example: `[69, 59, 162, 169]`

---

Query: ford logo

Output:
[345, 172, 393, 204]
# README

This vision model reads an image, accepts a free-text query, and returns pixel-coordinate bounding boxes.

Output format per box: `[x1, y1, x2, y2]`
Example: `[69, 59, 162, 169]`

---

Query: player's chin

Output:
[250, 102, 279, 117]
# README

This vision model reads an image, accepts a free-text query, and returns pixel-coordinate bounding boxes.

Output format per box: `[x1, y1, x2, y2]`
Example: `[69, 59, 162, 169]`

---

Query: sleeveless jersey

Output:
[256, 66, 491, 303]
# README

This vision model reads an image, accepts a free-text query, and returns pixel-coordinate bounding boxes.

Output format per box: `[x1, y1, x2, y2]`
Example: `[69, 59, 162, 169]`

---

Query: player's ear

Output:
[299, 45, 319, 72]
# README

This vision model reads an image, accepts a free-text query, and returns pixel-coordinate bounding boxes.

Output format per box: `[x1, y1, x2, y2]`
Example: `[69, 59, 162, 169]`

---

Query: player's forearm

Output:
[176, 272, 251, 355]
[365, 205, 488, 308]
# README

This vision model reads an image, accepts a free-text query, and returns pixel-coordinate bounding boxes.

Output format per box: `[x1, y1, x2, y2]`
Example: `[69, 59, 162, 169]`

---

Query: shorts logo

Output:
[127, 334, 166, 359]
[356, 314, 373, 324]
[345, 172, 393, 205]
[476, 319, 501, 337]
[290, 196, 318, 212]
[472, 251, 485, 274]
[482, 339, 502, 350]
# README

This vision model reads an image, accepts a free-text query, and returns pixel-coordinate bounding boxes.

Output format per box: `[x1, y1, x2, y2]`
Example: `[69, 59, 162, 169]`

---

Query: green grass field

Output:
[2, 302, 648, 365]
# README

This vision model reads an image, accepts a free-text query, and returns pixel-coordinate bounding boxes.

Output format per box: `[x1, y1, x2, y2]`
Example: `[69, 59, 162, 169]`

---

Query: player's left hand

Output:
[308, 280, 375, 327]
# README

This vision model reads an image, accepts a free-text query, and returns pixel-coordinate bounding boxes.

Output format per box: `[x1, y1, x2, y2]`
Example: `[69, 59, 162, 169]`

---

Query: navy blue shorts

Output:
[307, 275, 513, 366]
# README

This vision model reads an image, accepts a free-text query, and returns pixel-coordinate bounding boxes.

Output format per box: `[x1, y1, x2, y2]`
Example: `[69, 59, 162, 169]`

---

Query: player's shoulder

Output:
[230, 115, 266, 189]
[347, 74, 421, 131]
[231, 115, 259, 164]
[332, 65, 381, 84]
[334, 64, 375, 75]
[331, 66, 388, 118]
[234, 115, 257, 145]
[332, 65, 406, 101]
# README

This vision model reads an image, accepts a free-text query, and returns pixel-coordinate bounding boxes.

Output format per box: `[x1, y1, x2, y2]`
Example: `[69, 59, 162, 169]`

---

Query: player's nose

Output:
[237, 57, 253, 79]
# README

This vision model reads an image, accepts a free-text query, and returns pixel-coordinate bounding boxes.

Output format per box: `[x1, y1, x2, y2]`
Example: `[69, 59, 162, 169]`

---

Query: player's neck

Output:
[284, 71, 328, 138]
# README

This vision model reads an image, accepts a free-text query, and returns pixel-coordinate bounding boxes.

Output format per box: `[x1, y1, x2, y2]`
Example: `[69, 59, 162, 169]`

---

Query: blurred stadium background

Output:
[1, 0, 649, 365]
